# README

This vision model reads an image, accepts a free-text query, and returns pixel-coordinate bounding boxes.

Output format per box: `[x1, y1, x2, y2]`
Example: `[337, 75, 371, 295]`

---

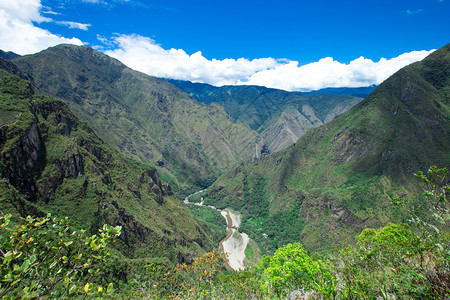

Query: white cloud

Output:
[404, 9, 424, 15]
[0, 0, 49, 23]
[105, 34, 279, 86]
[104, 34, 434, 91]
[56, 21, 91, 30]
[0, 0, 83, 55]
[240, 50, 434, 91]
[0, 0, 435, 91]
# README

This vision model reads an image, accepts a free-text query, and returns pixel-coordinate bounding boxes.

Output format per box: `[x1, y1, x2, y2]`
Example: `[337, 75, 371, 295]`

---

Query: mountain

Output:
[204, 44, 450, 253]
[11, 45, 261, 192]
[166, 79, 363, 153]
[0, 64, 216, 273]
[305, 85, 377, 98]
[0, 54, 29, 80]
[0, 50, 21, 60]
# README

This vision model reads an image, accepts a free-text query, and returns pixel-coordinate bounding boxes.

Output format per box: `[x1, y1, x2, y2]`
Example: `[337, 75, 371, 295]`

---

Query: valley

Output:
[184, 189, 253, 271]
[0, 43, 448, 298]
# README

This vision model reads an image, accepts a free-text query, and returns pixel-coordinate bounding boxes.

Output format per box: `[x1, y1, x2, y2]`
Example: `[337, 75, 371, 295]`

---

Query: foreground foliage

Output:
[0, 214, 121, 299]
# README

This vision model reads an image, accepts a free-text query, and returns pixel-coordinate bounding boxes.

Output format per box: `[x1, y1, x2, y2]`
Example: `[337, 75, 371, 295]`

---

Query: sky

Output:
[0, 0, 448, 91]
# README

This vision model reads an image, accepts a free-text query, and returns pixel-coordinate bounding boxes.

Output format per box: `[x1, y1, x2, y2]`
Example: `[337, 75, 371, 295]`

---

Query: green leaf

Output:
[68, 284, 77, 295]
[3, 251, 13, 264]
[21, 259, 31, 271]
[107, 283, 114, 294]
[64, 241, 73, 247]
[49, 260, 58, 269]
[2, 241, 12, 250]
[10, 278, 21, 286]
[90, 241, 98, 251]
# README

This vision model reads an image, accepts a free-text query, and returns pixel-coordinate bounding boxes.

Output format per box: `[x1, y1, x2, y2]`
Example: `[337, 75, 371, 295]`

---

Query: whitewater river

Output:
[184, 191, 249, 270]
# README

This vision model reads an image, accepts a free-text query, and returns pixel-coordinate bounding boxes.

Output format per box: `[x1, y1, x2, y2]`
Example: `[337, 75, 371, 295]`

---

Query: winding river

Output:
[184, 191, 249, 270]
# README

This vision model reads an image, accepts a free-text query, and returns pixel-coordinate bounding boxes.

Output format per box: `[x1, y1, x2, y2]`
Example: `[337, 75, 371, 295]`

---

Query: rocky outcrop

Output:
[95, 201, 157, 245]
[138, 169, 173, 204]
[32, 100, 79, 136]
[1, 99, 88, 203]
[262, 107, 322, 153]
[1, 121, 44, 200]
[330, 130, 371, 164]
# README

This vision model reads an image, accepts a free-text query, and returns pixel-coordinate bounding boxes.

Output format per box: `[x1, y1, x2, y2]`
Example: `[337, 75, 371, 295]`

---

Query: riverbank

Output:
[184, 191, 249, 271]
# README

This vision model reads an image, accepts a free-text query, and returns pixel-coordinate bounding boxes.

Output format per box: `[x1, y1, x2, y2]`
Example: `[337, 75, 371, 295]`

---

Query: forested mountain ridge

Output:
[0, 65, 216, 270]
[11, 45, 261, 192]
[166, 79, 362, 152]
[205, 44, 450, 253]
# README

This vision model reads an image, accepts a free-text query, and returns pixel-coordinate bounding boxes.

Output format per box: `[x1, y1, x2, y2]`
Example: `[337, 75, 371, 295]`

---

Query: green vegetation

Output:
[0, 68, 217, 285]
[0, 213, 121, 299]
[12, 45, 261, 193]
[57, 166, 444, 299]
[205, 44, 450, 253]
[168, 79, 362, 152]
[188, 205, 227, 245]
[305, 85, 377, 98]
[1, 42, 448, 298]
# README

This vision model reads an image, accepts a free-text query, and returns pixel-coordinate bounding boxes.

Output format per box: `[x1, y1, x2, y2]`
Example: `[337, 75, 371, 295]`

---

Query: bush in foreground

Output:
[0, 213, 121, 299]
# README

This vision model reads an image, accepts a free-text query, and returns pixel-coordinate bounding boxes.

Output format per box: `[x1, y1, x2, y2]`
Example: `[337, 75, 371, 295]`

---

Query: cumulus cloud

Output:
[56, 20, 91, 30]
[0, 0, 50, 23]
[0, 0, 83, 55]
[105, 34, 280, 86]
[104, 34, 434, 91]
[240, 50, 434, 91]
[0, 0, 435, 91]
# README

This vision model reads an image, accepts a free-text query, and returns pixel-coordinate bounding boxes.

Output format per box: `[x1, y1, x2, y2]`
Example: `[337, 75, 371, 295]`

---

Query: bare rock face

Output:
[2, 121, 44, 200]
[331, 131, 371, 164]
[138, 169, 172, 204]
[262, 107, 322, 153]
[95, 201, 156, 245]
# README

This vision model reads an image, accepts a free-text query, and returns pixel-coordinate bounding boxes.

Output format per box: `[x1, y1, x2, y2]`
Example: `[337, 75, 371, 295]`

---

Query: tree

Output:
[259, 243, 334, 297]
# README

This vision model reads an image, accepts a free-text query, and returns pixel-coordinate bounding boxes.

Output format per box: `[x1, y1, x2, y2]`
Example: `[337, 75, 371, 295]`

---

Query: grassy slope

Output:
[12, 45, 260, 193]
[205, 44, 450, 254]
[0, 68, 217, 267]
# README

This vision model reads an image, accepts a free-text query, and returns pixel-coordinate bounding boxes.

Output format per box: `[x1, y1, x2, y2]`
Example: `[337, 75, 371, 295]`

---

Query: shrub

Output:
[0, 213, 121, 298]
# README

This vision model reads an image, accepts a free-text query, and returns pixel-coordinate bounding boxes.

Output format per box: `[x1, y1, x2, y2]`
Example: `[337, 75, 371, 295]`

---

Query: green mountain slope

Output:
[0, 66, 216, 268]
[12, 45, 261, 191]
[166, 79, 362, 152]
[205, 44, 450, 253]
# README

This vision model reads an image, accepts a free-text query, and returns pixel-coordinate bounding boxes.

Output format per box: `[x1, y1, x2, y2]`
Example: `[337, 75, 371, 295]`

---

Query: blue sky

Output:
[0, 0, 448, 91]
